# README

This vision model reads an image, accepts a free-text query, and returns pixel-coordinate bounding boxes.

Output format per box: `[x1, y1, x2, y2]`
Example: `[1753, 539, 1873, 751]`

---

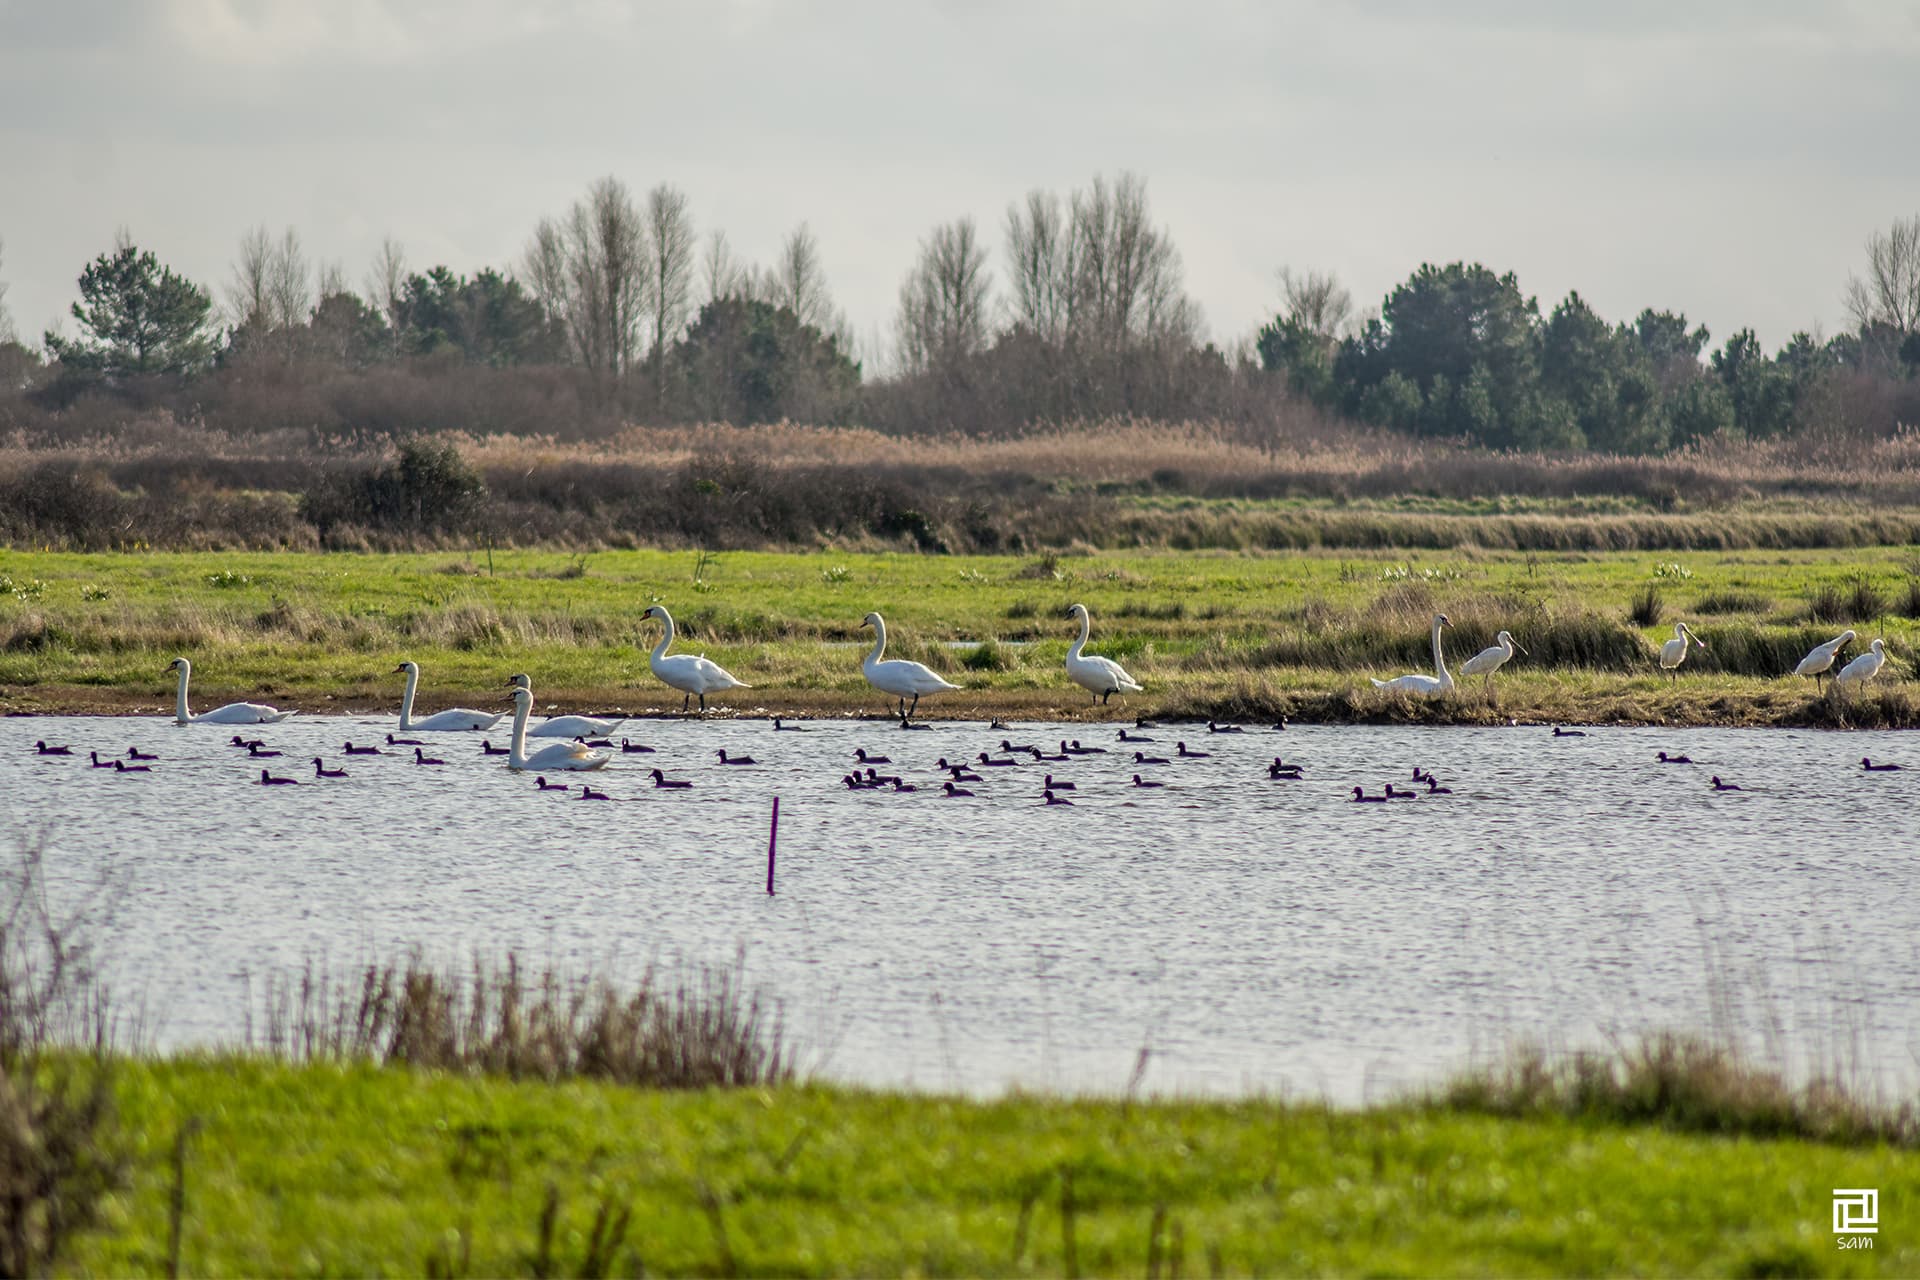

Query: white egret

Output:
[1370, 614, 1454, 695]
[1063, 603, 1143, 705]
[859, 611, 960, 720]
[502, 687, 610, 772]
[642, 605, 751, 713]
[1658, 622, 1707, 680]
[1458, 629, 1526, 699]
[504, 674, 625, 737]
[1793, 629, 1856, 688]
[168, 657, 296, 725]
[394, 661, 505, 731]
[1834, 638, 1888, 693]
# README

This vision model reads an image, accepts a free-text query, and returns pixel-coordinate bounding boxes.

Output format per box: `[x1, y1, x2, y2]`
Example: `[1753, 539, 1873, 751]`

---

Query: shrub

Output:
[1628, 585, 1664, 628]
[1809, 575, 1885, 624]
[1692, 588, 1771, 615]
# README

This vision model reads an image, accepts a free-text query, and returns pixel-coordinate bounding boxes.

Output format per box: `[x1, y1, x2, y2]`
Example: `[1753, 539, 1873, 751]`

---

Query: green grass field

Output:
[3, 545, 1918, 725]
[67, 1058, 1914, 1277]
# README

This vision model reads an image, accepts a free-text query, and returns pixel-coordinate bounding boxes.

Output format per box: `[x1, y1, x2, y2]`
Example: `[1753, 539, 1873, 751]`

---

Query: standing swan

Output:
[1794, 629, 1856, 688]
[1834, 638, 1888, 693]
[642, 605, 750, 713]
[1063, 603, 1143, 706]
[168, 657, 295, 725]
[860, 612, 960, 721]
[1371, 614, 1454, 695]
[1457, 629, 1525, 700]
[504, 674, 625, 737]
[1659, 623, 1706, 679]
[503, 687, 611, 772]
[394, 661, 505, 732]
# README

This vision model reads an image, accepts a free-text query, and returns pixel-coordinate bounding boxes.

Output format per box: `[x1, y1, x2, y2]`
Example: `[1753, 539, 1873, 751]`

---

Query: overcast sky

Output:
[3, 0, 1918, 365]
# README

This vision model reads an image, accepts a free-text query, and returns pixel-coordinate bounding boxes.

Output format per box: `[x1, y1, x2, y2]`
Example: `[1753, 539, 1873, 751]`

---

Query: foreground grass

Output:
[3, 545, 1919, 725]
[73, 1058, 1915, 1277]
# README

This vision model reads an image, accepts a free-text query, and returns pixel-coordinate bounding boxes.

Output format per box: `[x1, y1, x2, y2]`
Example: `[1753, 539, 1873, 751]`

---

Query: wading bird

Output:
[1458, 630, 1526, 700]
[1658, 623, 1707, 680]
[1794, 629, 1856, 689]
[1835, 638, 1888, 695]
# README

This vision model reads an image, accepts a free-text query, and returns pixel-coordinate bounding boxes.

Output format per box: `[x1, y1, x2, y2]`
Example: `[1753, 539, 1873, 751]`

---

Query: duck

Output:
[619, 738, 655, 754]
[854, 748, 892, 765]
[1552, 726, 1587, 738]
[33, 741, 74, 756]
[1411, 767, 1433, 784]
[1131, 774, 1165, 788]
[1656, 751, 1693, 764]
[1067, 740, 1107, 754]
[715, 749, 757, 765]
[229, 736, 266, 750]
[1133, 751, 1171, 766]
[1042, 774, 1076, 791]
[1136, 718, 1163, 729]
[312, 758, 348, 779]
[113, 760, 151, 774]
[1862, 758, 1904, 772]
[862, 768, 905, 787]
[942, 781, 975, 797]
[976, 752, 1019, 767]
[1031, 747, 1071, 762]
[999, 739, 1038, 755]
[536, 776, 569, 792]
[258, 769, 298, 786]
[989, 721, 1012, 731]
[247, 743, 283, 758]
[413, 748, 446, 766]
[387, 733, 425, 747]
[1710, 776, 1743, 792]
[772, 718, 806, 732]
[1350, 786, 1388, 803]
[1117, 729, 1157, 743]
[889, 780, 919, 792]
[578, 786, 612, 801]
[1270, 716, 1289, 731]
[1267, 759, 1303, 778]
[1423, 778, 1453, 796]
[343, 742, 382, 755]
[88, 751, 116, 769]
[1384, 783, 1418, 799]
[1175, 742, 1211, 759]
[648, 768, 693, 789]
[1207, 720, 1244, 734]
[480, 740, 509, 756]
[576, 737, 615, 749]
[126, 747, 158, 761]
[1042, 789, 1074, 806]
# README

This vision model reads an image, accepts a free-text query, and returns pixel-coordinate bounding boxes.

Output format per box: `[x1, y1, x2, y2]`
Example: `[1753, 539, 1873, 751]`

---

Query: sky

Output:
[3, 0, 1918, 367]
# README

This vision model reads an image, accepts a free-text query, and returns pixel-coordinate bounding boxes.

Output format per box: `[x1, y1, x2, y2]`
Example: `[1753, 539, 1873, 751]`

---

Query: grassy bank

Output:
[63, 1058, 1914, 1277]
[3, 545, 1919, 726]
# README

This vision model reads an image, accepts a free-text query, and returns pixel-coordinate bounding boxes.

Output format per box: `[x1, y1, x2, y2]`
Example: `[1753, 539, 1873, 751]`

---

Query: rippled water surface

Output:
[4, 713, 1916, 1101]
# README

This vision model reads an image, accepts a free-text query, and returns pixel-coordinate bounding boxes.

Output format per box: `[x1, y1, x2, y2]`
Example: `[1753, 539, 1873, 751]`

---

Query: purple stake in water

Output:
[766, 795, 780, 896]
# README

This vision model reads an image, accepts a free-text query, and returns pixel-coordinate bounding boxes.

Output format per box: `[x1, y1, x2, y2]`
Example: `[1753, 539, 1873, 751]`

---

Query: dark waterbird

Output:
[578, 786, 612, 800]
[1133, 751, 1171, 766]
[1552, 726, 1588, 738]
[1207, 720, 1244, 734]
[1042, 774, 1076, 791]
[1175, 742, 1211, 759]
[772, 718, 806, 732]
[854, 748, 892, 765]
[1066, 740, 1107, 754]
[977, 752, 1019, 767]
[126, 747, 158, 761]
[1710, 776, 1744, 792]
[312, 758, 348, 778]
[1656, 751, 1693, 764]
[34, 741, 74, 756]
[343, 742, 382, 755]
[942, 781, 975, 797]
[1384, 783, 1418, 799]
[413, 748, 446, 766]
[1131, 774, 1165, 788]
[1423, 778, 1453, 795]
[1862, 757, 1904, 771]
[1042, 789, 1074, 806]
[88, 751, 116, 769]
[715, 749, 757, 765]
[229, 736, 266, 750]
[114, 760, 151, 774]
[480, 739, 509, 755]
[1117, 729, 1157, 743]
[388, 733, 425, 747]
[576, 736, 615, 749]
[620, 738, 655, 753]
[649, 769, 693, 789]
[247, 742, 282, 758]
[536, 776, 569, 792]
[259, 769, 297, 786]
[1350, 786, 1388, 803]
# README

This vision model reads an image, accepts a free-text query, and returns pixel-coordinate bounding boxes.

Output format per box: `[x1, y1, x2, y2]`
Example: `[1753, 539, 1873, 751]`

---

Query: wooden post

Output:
[766, 796, 779, 895]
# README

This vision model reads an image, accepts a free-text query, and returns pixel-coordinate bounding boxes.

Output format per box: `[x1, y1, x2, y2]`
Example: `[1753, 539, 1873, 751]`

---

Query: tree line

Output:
[2, 185, 1917, 451]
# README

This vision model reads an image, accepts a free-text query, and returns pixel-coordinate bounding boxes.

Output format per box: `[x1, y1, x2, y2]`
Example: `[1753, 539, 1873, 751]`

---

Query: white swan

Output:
[1457, 629, 1525, 697]
[643, 605, 750, 713]
[1063, 603, 1143, 705]
[1371, 614, 1454, 695]
[1835, 638, 1887, 692]
[860, 611, 960, 720]
[1659, 622, 1706, 678]
[394, 661, 505, 732]
[168, 657, 295, 725]
[504, 687, 610, 771]
[1794, 629, 1855, 686]
[504, 674, 625, 737]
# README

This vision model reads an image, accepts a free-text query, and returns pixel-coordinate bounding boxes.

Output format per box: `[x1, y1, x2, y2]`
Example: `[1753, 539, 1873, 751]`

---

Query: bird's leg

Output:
[681, 692, 691, 715]
[908, 692, 920, 720]
[699, 692, 708, 714]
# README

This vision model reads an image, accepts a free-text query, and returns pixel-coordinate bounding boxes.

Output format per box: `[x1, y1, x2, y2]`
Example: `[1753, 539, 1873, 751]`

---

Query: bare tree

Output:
[1069, 172, 1196, 348]
[1844, 214, 1920, 335]
[316, 259, 348, 300]
[772, 223, 833, 330]
[643, 183, 697, 368]
[1276, 267, 1353, 341]
[701, 229, 744, 304]
[0, 234, 15, 343]
[365, 236, 409, 355]
[522, 177, 648, 379]
[896, 217, 993, 373]
[226, 226, 311, 359]
[226, 225, 274, 329]
[1004, 190, 1071, 341]
[266, 228, 310, 329]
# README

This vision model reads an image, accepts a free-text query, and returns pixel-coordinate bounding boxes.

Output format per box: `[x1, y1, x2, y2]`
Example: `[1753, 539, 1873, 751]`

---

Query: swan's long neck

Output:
[174, 664, 191, 724]
[398, 666, 420, 728]
[651, 612, 675, 663]
[1431, 618, 1450, 682]
[1069, 611, 1090, 660]
[508, 695, 531, 769]
[865, 618, 887, 668]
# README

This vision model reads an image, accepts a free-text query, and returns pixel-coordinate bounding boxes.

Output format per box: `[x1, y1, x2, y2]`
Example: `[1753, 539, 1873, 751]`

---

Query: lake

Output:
[3, 712, 1914, 1103]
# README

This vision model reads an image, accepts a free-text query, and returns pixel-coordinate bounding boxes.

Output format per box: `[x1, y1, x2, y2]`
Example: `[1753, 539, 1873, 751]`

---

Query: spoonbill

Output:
[858, 611, 961, 721]
[1834, 638, 1888, 694]
[1794, 629, 1856, 688]
[1063, 603, 1143, 706]
[1458, 629, 1526, 700]
[642, 605, 750, 714]
[1658, 623, 1707, 679]
[1371, 614, 1453, 695]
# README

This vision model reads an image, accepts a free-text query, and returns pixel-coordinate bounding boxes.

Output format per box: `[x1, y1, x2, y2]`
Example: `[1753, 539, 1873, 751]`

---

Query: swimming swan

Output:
[1370, 614, 1453, 696]
[504, 674, 626, 737]
[1064, 604, 1143, 705]
[860, 612, 960, 720]
[642, 605, 750, 714]
[503, 687, 611, 772]
[168, 657, 295, 725]
[394, 661, 505, 732]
